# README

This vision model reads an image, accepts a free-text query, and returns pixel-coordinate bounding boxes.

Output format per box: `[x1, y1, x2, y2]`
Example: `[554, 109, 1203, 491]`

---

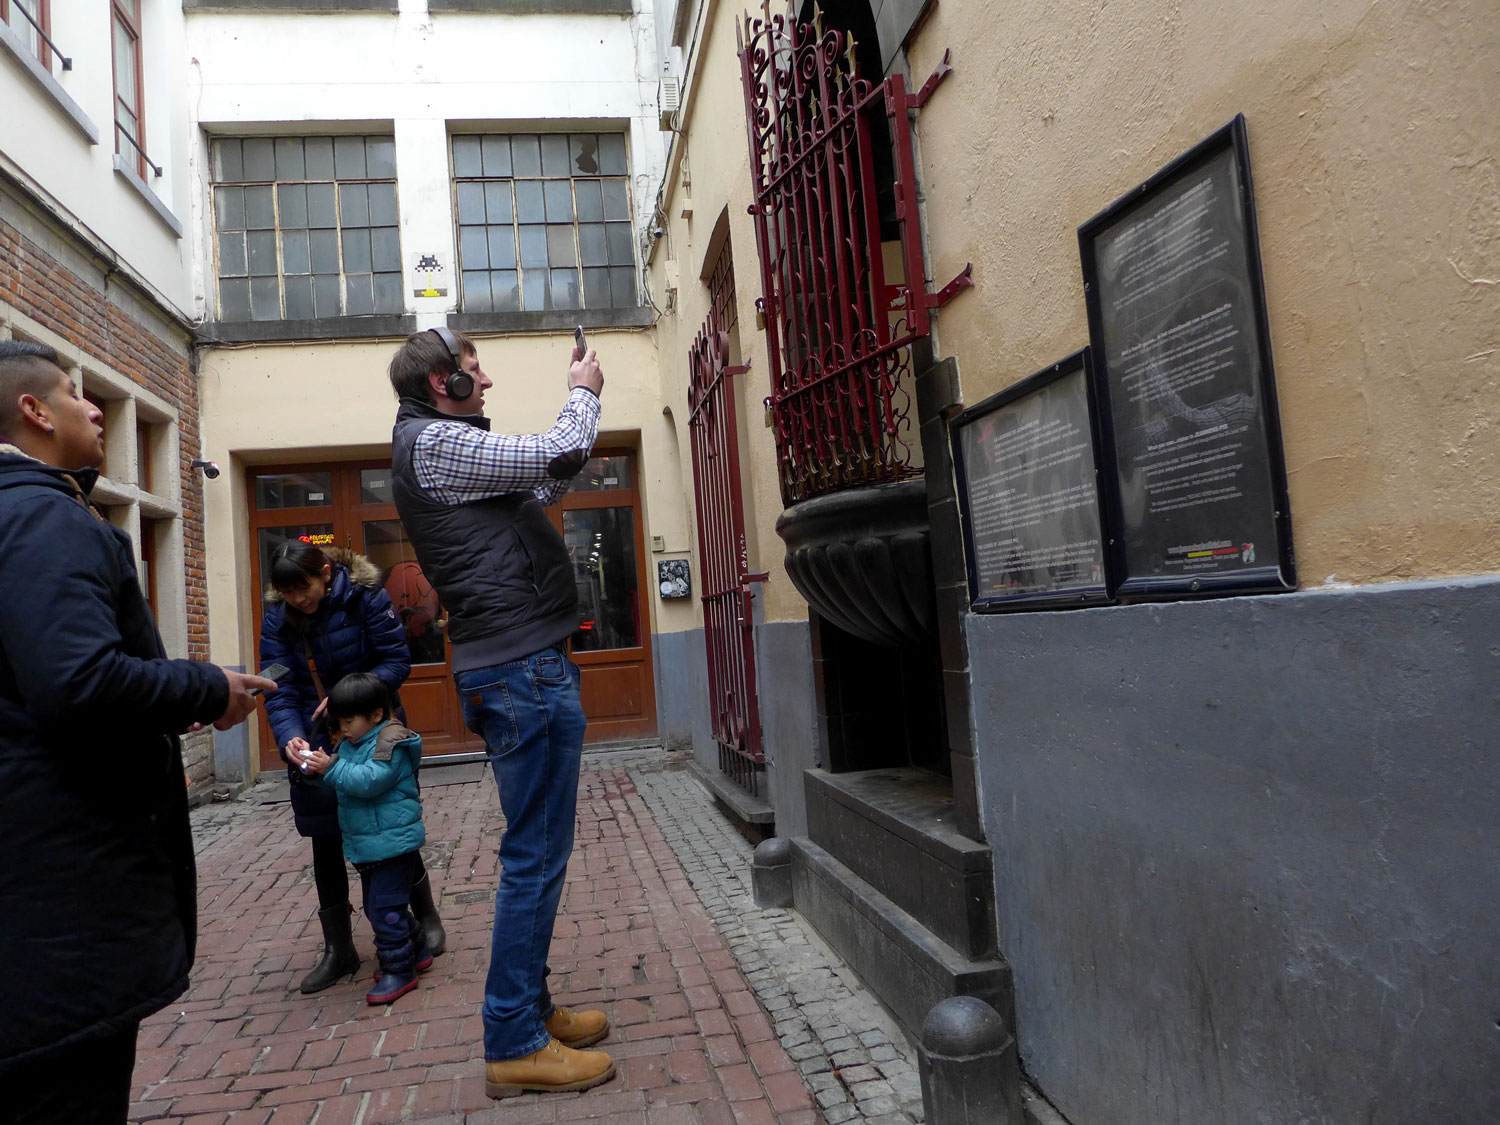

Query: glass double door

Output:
[248, 454, 656, 772]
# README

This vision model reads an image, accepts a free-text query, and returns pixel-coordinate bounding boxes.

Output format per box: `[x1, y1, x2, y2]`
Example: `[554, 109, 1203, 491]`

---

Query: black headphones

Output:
[428, 326, 474, 400]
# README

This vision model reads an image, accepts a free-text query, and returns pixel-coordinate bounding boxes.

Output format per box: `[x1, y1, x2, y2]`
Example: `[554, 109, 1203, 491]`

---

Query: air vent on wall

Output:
[659, 76, 681, 131]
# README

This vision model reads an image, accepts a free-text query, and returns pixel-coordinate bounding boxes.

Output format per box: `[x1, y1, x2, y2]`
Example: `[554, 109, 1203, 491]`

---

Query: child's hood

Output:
[372, 721, 421, 762]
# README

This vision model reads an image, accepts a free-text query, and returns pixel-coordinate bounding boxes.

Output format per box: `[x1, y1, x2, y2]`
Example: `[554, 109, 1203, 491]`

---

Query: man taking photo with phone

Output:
[386, 326, 613, 1099]
[0, 340, 275, 1123]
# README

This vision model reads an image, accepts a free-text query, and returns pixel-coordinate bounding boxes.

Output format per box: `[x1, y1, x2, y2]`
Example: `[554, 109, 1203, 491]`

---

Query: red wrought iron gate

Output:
[688, 246, 768, 793]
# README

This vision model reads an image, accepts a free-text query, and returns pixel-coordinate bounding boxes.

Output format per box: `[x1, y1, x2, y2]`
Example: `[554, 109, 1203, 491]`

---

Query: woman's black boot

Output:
[410, 870, 447, 957]
[299, 905, 361, 994]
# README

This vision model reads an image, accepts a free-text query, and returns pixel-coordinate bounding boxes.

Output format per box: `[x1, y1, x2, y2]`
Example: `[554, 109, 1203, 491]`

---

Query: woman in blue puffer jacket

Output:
[259, 539, 445, 993]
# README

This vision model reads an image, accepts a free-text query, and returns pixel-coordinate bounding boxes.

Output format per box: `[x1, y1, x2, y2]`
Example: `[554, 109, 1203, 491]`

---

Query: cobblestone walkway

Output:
[128, 748, 921, 1123]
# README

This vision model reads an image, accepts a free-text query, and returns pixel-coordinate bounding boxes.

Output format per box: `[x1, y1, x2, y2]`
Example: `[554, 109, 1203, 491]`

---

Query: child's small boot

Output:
[366, 910, 420, 1005]
[300, 905, 360, 995]
[367, 963, 419, 1005]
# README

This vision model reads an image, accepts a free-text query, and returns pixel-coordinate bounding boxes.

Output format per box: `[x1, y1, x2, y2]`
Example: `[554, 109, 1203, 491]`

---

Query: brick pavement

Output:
[130, 755, 820, 1124]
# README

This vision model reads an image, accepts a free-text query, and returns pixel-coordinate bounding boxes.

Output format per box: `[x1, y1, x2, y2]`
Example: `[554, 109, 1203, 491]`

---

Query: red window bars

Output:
[738, 4, 970, 506]
[688, 244, 769, 794]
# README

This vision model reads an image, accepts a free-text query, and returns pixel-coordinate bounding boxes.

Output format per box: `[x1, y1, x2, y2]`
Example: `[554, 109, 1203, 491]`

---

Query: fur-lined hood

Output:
[264, 546, 383, 605]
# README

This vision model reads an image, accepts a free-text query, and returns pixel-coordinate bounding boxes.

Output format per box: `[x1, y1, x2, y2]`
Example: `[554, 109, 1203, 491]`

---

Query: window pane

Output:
[510, 135, 541, 176]
[575, 180, 603, 222]
[342, 230, 372, 273]
[305, 137, 335, 179]
[602, 178, 630, 220]
[245, 185, 276, 230]
[278, 183, 308, 228]
[360, 468, 393, 503]
[371, 227, 401, 273]
[250, 277, 281, 320]
[571, 454, 634, 491]
[492, 271, 520, 312]
[452, 136, 483, 178]
[366, 137, 396, 179]
[112, 22, 138, 113]
[460, 225, 490, 270]
[462, 271, 491, 312]
[219, 278, 251, 321]
[456, 182, 486, 224]
[565, 506, 640, 651]
[310, 229, 340, 273]
[255, 473, 334, 509]
[334, 136, 366, 179]
[339, 183, 369, 228]
[373, 273, 403, 314]
[606, 222, 634, 266]
[212, 139, 243, 182]
[570, 134, 600, 175]
[546, 225, 577, 267]
[481, 136, 511, 177]
[217, 231, 248, 276]
[307, 183, 337, 228]
[550, 268, 579, 310]
[345, 273, 374, 315]
[518, 225, 547, 267]
[522, 270, 546, 311]
[597, 134, 627, 176]
[281, 230, 311, 275]
[487, 226, 516, 269]
[243, 138, 276, 181]
[611, 266, 636, 306]
[484, 181, 512, 224]
[369, 182, 399, 227]
[284, 276, 314, 320]
[544, 180, 573, 222]
[274, 137, 305, 180]
[214, 186, 245, 231]
[515, 181, 545, 223]
[363, 519, 447, 666]
[247, 231, 279, 276]
[578, 223, 607, 267]
[582, 267, 610, 308]
[314, 274, 342, 316]
[540, 134, 570, 176]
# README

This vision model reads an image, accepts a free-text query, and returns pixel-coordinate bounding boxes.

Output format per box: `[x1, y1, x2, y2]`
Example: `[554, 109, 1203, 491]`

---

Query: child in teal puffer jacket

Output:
[303, 672, 432, 1006]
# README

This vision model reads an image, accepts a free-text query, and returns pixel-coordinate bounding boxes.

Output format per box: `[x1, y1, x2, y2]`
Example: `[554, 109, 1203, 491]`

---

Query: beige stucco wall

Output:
[199, 326, 678, 698]
[909, 0, 1500, 585]
[646, 0, 811, 627]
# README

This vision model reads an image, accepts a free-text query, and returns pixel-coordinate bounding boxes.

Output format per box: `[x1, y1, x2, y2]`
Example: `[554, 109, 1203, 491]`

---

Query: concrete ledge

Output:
[449, 305, 654, 336]
[687, 759, 774, 825]
[0, 24, 98, 145]
[113, 157, 183, 239]
[184, 0, 397, 10]
[791, 835, 1012, 1044]
[428, 0, 631, 13]
[197, 313, 417, 343]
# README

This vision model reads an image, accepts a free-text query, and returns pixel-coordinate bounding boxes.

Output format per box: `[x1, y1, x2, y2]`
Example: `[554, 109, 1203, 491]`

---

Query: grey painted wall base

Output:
[654, 620, 816, 839]
[967, 577, 1500, 1125]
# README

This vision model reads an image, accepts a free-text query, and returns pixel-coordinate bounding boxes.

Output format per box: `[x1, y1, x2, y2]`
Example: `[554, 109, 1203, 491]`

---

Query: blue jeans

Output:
[357, 849, 421, 973]
[457, 647, 587, 1062]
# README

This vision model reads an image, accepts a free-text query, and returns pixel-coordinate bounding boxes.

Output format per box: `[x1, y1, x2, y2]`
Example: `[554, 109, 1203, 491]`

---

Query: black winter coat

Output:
[0, 448, 229, 1072]
[258, 549, 411, 837]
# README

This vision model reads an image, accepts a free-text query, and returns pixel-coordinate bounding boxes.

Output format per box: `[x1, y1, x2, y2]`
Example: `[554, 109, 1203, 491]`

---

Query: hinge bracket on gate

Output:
[912, 48, 954, 110]
[740, 571, 770, 588]
[926, 262, 974, 311]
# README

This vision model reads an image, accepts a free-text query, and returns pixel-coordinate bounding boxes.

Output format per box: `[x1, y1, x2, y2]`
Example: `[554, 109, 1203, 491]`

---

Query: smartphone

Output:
[574, 325, 588, 355]
[250, 662, 289, 697]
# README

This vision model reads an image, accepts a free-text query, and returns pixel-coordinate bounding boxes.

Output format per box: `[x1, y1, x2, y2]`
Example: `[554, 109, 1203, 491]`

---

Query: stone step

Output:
[790, 835, 1013, 1046]
[687, 759, 775, 833]
[805, 767, 996, 959]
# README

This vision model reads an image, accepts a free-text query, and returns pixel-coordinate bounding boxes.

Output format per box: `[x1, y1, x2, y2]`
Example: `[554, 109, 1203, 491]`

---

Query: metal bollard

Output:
[751, 837, 794, 908]
[918, 995, 1022, 1125]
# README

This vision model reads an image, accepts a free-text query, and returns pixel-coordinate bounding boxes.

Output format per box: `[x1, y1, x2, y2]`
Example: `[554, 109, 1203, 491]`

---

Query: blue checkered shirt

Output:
[411, 388, 601, 506]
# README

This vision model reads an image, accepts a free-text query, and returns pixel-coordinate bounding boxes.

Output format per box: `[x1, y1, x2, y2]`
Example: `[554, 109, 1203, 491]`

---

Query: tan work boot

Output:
[545, 1005, 611, 1048]
[484, 1038, 615, 1099]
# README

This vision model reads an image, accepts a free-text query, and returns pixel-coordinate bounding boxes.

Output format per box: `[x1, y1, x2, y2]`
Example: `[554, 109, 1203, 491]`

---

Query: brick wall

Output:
[0, 214, 215, 792]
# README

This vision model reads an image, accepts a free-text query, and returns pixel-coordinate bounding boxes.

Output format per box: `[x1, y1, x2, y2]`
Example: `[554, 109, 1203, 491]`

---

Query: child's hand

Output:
[303, 748, 333, 775]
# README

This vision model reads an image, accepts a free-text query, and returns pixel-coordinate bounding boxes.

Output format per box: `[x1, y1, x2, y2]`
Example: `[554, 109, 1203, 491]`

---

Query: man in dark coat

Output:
[0, 340, 273, 1123]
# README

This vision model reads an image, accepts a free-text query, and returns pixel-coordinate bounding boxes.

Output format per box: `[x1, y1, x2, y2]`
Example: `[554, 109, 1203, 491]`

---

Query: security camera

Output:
[650, 226, 666, 240]
[191, 459, 221, 480]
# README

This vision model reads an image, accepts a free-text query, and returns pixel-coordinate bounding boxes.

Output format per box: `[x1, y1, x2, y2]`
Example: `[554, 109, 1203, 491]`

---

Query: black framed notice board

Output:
[1078, 114, 1295, 598]
[951, 350, 1112, 611]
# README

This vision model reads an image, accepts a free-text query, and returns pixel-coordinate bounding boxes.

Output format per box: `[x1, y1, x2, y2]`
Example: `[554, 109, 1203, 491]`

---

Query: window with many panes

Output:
[2, 0, 52, 70]
[452, 132, 636, 313]
[209, 136, 403, 322]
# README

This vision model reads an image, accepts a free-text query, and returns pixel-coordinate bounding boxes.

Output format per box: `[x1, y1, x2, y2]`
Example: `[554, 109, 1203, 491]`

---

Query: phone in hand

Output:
[574, 325, 588, 356]
[250, 662, 289, 697]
